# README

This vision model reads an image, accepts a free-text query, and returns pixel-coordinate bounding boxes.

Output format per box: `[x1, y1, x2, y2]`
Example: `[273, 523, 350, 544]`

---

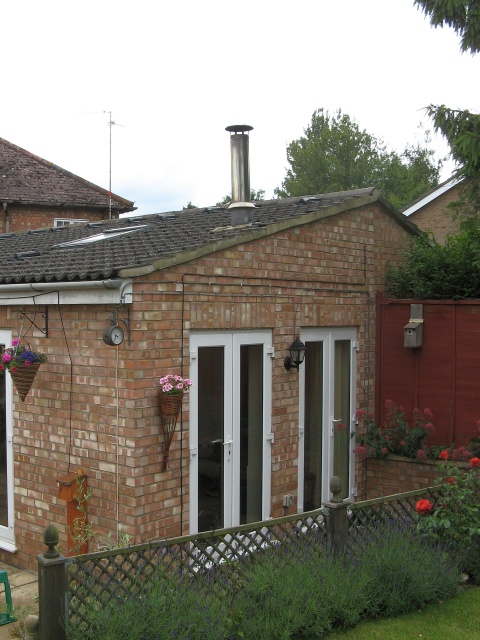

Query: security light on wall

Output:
[284, 337, 306, 371]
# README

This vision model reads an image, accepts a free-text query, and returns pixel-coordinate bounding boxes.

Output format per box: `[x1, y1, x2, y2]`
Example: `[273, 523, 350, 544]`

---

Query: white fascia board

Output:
[403, 178, 461, 217]
[0, 279, 133, 306]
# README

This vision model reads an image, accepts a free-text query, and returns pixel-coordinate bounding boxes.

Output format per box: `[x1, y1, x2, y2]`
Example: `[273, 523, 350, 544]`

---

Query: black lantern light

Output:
[284, 336, 306, 371]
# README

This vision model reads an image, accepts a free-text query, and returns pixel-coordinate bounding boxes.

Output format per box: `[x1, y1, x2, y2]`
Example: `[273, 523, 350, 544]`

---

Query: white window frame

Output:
[189, 330, 273, 533]
[298, 327, 357, 509]
[0, 330, 15, 551]
[53, 218, 88, 227]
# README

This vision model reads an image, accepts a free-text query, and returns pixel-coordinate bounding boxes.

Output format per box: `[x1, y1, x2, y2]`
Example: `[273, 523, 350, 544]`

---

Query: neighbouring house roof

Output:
[0, 187, 420, 285]
[0, 137, 136, 213]
[402, 176, 462, 217]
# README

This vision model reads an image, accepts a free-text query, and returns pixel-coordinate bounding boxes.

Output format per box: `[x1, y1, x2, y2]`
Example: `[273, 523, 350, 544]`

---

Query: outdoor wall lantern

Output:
[284, 337, 306, 371]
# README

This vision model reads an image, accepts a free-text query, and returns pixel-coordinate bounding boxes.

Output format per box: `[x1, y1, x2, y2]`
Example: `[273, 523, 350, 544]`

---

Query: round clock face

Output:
[103, 325, 124, 346]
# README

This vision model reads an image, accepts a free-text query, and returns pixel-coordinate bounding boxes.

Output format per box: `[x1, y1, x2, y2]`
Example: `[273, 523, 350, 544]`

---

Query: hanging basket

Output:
[9, 362, 42, 401]
[159, 392, 184, 471]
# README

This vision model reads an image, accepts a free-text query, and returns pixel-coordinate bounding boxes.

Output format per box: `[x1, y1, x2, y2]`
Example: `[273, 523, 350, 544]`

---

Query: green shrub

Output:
[67, 525, 460, 640]
[359, 524, 459, 617]
[67, 572, 229, 640]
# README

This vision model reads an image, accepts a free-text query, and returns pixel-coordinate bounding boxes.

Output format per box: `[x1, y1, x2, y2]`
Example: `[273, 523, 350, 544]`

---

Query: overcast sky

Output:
[2, 0, 478, 215]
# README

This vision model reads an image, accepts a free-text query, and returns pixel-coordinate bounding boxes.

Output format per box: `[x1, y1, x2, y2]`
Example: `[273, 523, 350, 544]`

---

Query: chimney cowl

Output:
[226, 125, 255, 226]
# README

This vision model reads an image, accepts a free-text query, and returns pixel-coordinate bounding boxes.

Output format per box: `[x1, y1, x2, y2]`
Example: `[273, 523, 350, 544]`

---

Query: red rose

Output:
[470, 457, 480, 467]
[416, 499, 433, 515]
[439, 450, 449, 460]
[447, 477, 455, 485]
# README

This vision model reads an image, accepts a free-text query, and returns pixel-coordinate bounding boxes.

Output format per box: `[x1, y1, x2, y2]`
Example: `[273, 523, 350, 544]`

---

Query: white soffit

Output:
[0, 279, 133, 306]
[403, 178, 461, 217]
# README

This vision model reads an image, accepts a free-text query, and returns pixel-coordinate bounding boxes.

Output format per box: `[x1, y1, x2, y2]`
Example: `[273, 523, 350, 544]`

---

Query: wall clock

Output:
[102, 324, 124, 346]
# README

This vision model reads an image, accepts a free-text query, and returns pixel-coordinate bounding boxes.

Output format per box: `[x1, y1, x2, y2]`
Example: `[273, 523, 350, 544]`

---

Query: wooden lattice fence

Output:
[34, 483, 443, 640]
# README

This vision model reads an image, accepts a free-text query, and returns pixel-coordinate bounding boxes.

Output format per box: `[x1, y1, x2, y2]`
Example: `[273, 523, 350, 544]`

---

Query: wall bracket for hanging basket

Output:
[20, 307, 48, 337]
[159, 393, 184, 471]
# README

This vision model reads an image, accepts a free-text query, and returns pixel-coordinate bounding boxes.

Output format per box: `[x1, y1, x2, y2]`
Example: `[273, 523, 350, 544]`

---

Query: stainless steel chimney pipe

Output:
[226, 125, 255, 225]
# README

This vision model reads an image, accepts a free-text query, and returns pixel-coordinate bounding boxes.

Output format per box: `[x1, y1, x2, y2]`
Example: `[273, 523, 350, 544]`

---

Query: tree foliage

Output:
[425, 105, 480, 177]
[275, 109, 442, 209]
[216, 189, 265, 206]
[415, 1, 480, 226]
[414, 0, 480, 53]
[386, 224, 480, 299]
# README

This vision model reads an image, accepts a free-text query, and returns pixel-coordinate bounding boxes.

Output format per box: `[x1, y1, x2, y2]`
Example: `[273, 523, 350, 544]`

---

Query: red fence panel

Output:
[376, 294, 480, 448]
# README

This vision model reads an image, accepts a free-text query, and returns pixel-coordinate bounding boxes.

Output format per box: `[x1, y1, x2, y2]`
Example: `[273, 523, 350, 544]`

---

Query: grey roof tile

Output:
[0, 187, 418, 285]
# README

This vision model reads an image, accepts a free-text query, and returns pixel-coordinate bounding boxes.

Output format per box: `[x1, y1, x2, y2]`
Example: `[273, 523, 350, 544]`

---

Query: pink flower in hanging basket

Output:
[159, 374, 193, 396]
[1, 341, 47, 372]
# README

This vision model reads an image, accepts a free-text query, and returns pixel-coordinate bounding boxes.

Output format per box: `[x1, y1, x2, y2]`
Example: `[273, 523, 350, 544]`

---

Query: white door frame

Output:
[298, 327, 357, 509]
[189, 330, 273, 533]
[0, 330, 15, 550]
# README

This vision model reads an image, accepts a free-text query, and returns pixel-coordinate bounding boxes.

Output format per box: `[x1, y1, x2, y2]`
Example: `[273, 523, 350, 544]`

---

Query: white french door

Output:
[0, 331, 15, 550]
[298, 328, 357, 510]
[189, 331, 273, 533]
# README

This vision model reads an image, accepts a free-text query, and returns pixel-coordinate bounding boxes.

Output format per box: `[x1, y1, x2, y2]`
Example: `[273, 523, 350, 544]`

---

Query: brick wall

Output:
[0, 202, 412, 569]
[0, 205, 117, 234]
[364, 455, 469, 499]
[365, 456, 441, 498]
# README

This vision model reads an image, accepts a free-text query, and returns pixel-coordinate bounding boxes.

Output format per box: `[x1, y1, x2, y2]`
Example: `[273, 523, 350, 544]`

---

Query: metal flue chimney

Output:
[226, 125, 255, 226]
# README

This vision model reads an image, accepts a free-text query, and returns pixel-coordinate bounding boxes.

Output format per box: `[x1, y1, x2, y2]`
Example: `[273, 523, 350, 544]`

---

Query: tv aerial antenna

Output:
[103, 111, 125, 219]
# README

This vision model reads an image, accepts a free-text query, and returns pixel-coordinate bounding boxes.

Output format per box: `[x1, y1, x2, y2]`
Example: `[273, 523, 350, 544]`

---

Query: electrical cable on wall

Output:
[57, 297, 74, 473]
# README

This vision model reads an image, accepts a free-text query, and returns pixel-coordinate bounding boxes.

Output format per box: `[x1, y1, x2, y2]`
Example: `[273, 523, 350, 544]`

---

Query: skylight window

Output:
[53, 225, 148, 249]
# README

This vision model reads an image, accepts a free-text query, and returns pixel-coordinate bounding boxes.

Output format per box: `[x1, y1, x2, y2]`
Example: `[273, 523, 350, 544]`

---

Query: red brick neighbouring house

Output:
[0, 136, 136, 233]
[402, 176, 463, 243]
[0, 128, 420, 569]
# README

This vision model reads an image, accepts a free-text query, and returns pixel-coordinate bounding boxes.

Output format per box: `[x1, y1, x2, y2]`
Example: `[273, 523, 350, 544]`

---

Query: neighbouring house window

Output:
[53, 219, 88, 227]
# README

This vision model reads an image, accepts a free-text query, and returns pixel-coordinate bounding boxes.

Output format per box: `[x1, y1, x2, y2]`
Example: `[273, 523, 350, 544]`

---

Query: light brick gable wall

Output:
[0, 202, 411, 569]
[408, 186, 461, 244]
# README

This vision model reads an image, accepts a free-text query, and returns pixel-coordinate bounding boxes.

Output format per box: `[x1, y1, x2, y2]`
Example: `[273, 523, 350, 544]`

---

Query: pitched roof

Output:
[0, 187, 419, 285]
[0, 137, 135, 213]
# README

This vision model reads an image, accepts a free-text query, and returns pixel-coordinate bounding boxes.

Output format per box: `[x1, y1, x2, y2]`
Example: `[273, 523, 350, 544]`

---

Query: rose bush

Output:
[352, 400, 434, 460]
[415, 456, 480, 583]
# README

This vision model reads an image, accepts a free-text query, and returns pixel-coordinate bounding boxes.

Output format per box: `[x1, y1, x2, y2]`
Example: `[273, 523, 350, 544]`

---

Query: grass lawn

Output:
[327, 587, 480, 640]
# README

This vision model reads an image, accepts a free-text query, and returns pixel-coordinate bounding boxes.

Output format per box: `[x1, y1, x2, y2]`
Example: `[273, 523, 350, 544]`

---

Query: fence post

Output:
[25, 615, 40, 640]
[36, 524, 68, 640]
[322, 476, 350, 551]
